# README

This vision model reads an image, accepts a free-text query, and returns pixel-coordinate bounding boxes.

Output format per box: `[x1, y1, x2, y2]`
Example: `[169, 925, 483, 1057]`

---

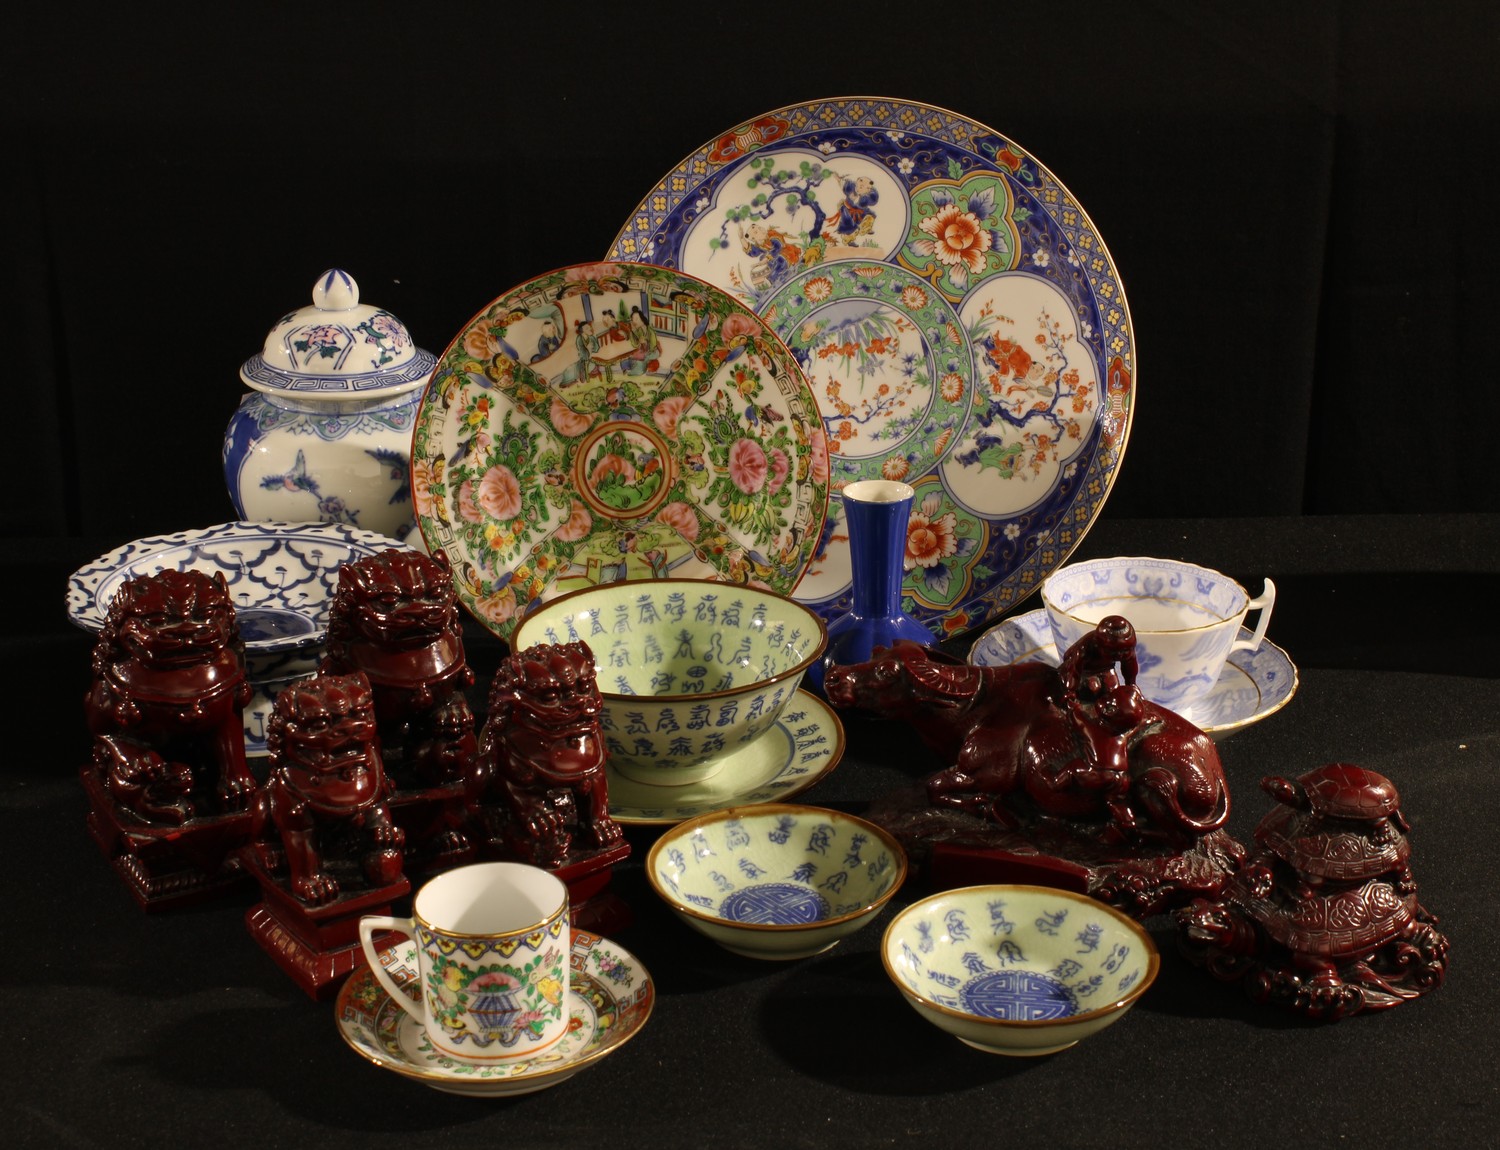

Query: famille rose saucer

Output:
[606, 690, 844, 825]
[335, 932, 653, 1098]
[411, 260, 829, 644]
[610, 98, 1136, 638]
[967, 609, 1299, 740]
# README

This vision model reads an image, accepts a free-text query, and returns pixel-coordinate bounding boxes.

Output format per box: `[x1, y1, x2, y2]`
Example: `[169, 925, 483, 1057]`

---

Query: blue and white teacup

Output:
[1041, 556, 1275, 713]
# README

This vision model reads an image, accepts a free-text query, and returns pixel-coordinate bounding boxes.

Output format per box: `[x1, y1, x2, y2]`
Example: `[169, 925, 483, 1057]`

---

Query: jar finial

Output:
[313, 269, 358, 311]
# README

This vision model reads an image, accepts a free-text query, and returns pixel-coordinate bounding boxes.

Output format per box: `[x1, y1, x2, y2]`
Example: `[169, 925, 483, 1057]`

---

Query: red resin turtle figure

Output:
[1175, 763, 1449, 1020]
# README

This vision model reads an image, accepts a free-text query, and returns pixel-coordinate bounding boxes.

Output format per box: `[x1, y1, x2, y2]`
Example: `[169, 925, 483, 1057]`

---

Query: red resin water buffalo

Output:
[824, 639, 1229, 850]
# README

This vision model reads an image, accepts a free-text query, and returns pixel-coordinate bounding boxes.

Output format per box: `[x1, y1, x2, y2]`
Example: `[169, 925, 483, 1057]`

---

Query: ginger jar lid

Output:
[240, 269, 437, 400]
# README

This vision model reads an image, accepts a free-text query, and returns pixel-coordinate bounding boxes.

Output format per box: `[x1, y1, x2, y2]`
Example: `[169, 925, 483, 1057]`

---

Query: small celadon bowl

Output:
[882, 884, 1159, 1056]
[511, 579, 827, 786]
[646, 803, 907, 960]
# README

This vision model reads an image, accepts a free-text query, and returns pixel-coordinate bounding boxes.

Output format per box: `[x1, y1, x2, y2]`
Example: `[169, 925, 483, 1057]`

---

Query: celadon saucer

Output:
[335, 932, 653, 1097]
[607, 690, 845, 825]
[967, 609, 1298, 740]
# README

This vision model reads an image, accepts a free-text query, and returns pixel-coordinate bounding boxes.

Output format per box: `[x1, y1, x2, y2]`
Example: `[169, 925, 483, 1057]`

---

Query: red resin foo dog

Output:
[824, 624, 1241, 916]
[469, 642, 624, 870]
[320, 549, 476, 787]
[250, 671, 405, 906]
[1175, 763, 1449, 1021]
[85, 568, 257, 825]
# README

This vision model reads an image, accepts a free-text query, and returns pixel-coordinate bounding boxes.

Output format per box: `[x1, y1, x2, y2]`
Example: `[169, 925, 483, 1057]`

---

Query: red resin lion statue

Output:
[321, 549, 476, 786]
[469, 642, 623, 869]
[84, 569, 256, 825]
[251, 671, 405, 906]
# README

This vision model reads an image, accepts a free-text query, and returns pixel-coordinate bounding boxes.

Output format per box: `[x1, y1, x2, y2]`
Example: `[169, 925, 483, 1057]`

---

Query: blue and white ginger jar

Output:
[224, 269, 436, 540]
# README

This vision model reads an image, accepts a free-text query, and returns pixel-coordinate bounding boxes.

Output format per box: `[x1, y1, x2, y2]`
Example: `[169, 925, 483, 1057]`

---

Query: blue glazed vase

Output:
[808, 479, 937, 694]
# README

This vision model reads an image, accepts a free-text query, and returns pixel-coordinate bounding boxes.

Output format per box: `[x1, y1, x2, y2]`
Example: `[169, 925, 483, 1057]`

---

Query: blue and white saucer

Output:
[606, 690, 845, 825]
[967, 609, 1298, 740]
[336, 932, 654, 1098]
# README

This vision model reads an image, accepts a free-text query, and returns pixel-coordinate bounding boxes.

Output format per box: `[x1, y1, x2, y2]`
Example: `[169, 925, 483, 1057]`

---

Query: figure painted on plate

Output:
[531, 318, 562, 364]
[824, 176, 879, 245]
[739, 221, 802, 291]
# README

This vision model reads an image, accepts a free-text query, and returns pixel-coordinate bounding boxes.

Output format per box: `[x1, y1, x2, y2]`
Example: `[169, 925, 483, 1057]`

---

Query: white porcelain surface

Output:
[882, 885, 1158, 1056]
[226, 269, 436, 540]
[647, 803, 906, 960]
[1041, 556, 1276, 712]
[336, 933, 653, 1097]
[606, 690, 844, 825]
[67, 520, 416, 753]
[512, 579, 827, 785]
[967, 609, 1298, 740]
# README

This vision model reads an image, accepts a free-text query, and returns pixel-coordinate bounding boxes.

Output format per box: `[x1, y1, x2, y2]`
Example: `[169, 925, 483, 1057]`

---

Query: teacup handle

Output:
[358, 914, 422, 1025]
[1229, 578, 1276, 656]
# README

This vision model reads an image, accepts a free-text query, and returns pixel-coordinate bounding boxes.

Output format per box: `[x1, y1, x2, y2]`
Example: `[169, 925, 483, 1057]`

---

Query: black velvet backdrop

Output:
[3, 0, 1497, 544]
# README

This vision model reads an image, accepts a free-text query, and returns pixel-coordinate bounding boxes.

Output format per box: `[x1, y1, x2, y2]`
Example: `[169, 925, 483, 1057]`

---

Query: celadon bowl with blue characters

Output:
[646, 803, 907, 959]
[511, 579, 827, 786]
[882, 884, 1159, 1056]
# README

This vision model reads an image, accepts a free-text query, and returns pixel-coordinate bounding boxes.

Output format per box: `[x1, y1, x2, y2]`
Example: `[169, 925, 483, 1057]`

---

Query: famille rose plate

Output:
[412, 261, 829, 642]
[967, 609, 1299, 740]
[336, 932, 654, 1097]
[610, 98, 1136, 640]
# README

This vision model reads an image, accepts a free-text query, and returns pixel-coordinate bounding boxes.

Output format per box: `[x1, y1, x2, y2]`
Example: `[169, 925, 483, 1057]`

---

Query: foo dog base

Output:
[242, 855, 410, 1001]
[80, 767, 253, 912]
[388, 781, 477, 880]
[866, 782, 1245, 918]
[550, 840, 634, 938]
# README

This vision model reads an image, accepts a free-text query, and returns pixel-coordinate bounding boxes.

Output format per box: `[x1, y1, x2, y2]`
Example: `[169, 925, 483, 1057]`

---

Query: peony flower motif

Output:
[555, 500, 592, 542]
[589, 453, 636, 487]
[565, 262, 620, 283]
[653, 394, 690, 436]
[900, 284, 928, 309]
[809, 427, 830, 484]
[728, 437, 768, 494]
[918, 205, 992, 274]
[881, 456, 910, 480]
[940, 372, 965, 402]
[473, 584, 517, 625]
[550, 396, 593, 438]
[905, 493, 959, 570]
[656, 500, 700, 542]
[478, 464, 522, 520]
[463, 327, 498, 361]
[766, 447, 790, 494]
[720, 311, 763, 343]
[457, 479, 485, 524]
[803, 276, 834, 303]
